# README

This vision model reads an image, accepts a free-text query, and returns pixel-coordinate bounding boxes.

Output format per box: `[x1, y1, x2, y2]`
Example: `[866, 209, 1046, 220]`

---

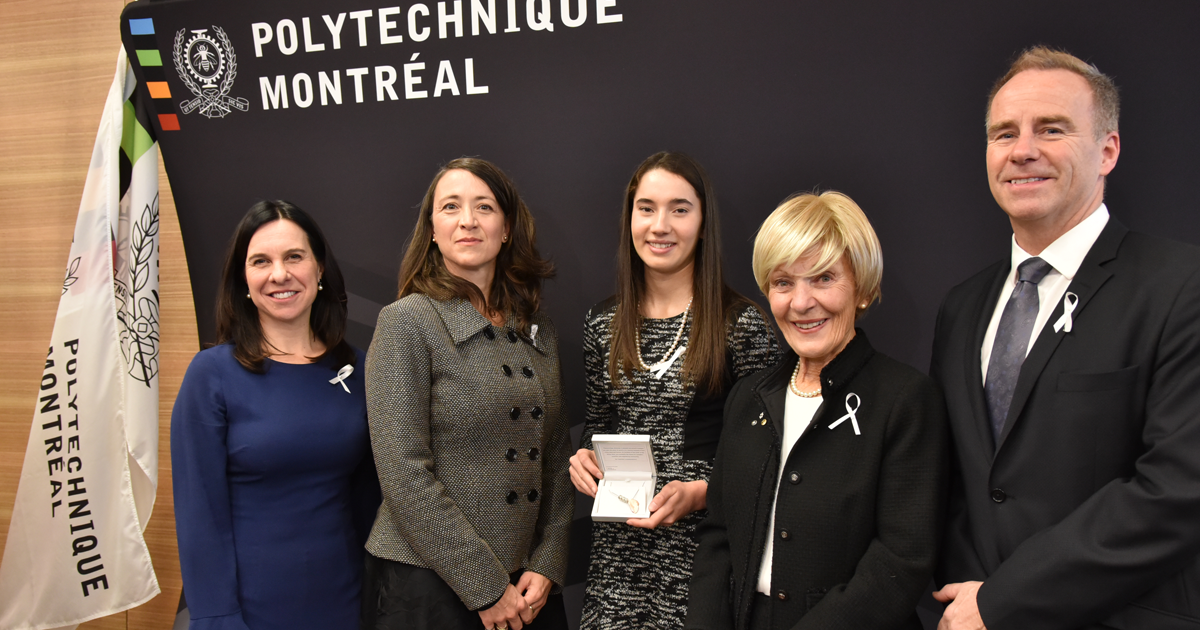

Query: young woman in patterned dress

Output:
[568, 152, 779, 629]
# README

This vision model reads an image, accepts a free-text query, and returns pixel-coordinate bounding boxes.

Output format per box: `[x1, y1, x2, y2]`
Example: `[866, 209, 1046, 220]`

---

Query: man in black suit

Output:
[932, 47, 1200, 630]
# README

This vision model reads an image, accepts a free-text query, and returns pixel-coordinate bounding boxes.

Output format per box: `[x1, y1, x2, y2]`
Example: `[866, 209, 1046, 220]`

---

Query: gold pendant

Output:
[608, 488, 640, 513]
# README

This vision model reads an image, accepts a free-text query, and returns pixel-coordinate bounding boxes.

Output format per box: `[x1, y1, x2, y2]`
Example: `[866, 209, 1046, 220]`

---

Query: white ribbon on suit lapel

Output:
[1053, 292, 1079, 333]
[828, 392, 862, 436]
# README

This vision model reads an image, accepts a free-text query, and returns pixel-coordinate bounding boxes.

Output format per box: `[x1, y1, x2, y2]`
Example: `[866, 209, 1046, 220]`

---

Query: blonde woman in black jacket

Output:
[685, 191, 948, 630]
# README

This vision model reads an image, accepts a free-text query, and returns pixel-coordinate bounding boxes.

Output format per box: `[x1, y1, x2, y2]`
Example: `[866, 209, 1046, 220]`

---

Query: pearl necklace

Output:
[789, 359, 822, 398]
[636, 297, 693, 371]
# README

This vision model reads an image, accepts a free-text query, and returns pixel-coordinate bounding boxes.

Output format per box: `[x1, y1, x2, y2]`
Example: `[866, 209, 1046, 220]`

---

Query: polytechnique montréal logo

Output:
[173, 26, 249, 119]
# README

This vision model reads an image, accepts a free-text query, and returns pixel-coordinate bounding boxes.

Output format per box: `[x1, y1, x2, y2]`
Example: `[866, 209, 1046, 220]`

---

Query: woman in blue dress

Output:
[172, 200, 379, 630]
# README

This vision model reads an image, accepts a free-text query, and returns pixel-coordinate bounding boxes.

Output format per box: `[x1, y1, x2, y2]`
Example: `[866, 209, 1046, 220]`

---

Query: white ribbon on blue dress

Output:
[650, 346, 686, 379]
[329, 364, 354, 393]
[827, 392, 862, 436]
[1053, 292, 1079, 333]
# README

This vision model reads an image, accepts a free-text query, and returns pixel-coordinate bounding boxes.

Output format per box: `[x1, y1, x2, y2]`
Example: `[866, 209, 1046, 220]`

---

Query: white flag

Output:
[0, 47, 161, 630]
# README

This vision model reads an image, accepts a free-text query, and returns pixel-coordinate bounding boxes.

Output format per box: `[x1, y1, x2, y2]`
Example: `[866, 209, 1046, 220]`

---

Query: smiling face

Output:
[630, 168, 703, 279]
[431, 168, 509, 292]
[245, 218, 322, 334]
[986, 69, 1120, 251]
[768, 252, 858, 371]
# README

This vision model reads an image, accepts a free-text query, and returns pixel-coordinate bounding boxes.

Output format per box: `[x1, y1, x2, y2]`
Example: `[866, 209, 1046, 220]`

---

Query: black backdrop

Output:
[121, 0, 1200, 626]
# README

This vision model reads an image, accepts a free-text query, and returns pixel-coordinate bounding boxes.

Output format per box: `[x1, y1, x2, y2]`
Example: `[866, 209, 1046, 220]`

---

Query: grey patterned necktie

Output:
[985, 256, 1053, 444]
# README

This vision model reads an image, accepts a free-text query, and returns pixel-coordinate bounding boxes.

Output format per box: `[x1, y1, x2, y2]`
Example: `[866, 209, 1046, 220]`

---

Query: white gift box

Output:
[591, 434, 656, 522]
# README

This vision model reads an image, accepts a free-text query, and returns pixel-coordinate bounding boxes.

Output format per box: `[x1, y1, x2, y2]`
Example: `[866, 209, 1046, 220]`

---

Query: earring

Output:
[431, 235, 436, 242]
[318, 278, 324, 291]
[503, 235, 509, 243]
[246, 292, 251, 299]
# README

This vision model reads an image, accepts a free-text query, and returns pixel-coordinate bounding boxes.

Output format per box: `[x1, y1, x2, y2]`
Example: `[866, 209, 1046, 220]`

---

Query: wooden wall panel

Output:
[0, 1, 192, 627]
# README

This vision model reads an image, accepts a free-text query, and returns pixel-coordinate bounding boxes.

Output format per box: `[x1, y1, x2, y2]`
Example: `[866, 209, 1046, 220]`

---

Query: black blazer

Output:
[686, 331, 948, 630]
[931, 218, 1200, 630]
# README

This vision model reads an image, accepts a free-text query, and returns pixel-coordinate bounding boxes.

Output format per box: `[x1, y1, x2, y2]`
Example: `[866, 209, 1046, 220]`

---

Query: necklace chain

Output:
[789, 359, 822, 398]
[636, 297, 693, 371]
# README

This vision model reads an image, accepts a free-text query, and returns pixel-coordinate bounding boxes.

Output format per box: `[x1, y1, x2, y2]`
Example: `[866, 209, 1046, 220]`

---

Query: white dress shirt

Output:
[981, 204, 1110, 382]
[756, 390, 822, 594]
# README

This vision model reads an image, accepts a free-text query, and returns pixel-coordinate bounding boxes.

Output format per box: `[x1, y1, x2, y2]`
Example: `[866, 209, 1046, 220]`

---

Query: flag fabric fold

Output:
[0, 46, 161, 630]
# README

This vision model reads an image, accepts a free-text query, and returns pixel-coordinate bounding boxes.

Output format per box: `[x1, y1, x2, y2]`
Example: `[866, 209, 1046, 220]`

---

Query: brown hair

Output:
[610, 151, 755, 396]
[987, 45, 1120, 139]
[396, 157, 553, 332]
[215, 200, 355, 373]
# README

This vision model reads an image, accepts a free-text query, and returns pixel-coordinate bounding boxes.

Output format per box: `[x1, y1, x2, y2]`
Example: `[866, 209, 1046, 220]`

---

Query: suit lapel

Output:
[996, 220, 1128, 450]
[966, 263, 1010, 456]
[429, 296, 490, 344]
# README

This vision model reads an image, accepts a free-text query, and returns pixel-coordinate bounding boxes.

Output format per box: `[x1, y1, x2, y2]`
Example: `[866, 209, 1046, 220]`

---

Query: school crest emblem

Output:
[173, 26, 249, 118]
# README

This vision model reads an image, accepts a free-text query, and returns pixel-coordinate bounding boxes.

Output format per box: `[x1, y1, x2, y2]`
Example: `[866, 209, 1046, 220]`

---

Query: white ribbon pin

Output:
[650, 346, 686, 379]
[329, 364, 354, 393]
[531, 324, 539, 346]
[1053, 292, 1078, 333]
[827, 392, 862, 436]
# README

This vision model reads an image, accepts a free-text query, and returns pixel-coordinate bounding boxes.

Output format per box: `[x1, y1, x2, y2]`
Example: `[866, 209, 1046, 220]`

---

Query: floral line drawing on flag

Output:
[116, 199, 160, 387]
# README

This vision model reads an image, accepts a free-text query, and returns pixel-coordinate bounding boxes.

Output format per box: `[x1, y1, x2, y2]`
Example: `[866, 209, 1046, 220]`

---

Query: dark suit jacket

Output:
[932, 218, 1200, 629]
[686, 331, 948, 630]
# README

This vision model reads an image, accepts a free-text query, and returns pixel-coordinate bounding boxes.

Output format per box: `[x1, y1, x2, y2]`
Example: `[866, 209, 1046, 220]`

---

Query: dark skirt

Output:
[361, 554, 568, 630]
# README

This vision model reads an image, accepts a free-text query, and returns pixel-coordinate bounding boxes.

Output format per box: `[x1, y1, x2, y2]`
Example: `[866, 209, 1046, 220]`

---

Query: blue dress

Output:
[171, 344, 377, 630]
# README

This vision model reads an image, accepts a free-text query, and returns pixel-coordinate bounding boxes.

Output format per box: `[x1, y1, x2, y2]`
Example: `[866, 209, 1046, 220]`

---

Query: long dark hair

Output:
[610, 151, 754, 395]
[215, 200, 355, 373]
[397, 157, 554, 332]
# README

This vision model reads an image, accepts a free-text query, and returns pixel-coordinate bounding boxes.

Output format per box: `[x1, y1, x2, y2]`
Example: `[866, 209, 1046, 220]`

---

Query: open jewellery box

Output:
[591, 434, 656, 522]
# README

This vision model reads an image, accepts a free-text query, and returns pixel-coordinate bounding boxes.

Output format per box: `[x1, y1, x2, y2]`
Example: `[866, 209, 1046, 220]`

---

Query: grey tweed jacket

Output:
[365, 294, 572, 611]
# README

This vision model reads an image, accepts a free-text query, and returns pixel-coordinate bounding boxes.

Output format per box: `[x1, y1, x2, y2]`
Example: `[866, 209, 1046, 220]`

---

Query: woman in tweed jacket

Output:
[363, 158, 572, 630]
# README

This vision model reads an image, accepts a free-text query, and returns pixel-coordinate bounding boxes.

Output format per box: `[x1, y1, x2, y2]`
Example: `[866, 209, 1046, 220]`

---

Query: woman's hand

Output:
[627, 480, 708, 529]
[478, 583, 533, 630]
[516, 571, 553, 620]
[569, 448, 603, 497]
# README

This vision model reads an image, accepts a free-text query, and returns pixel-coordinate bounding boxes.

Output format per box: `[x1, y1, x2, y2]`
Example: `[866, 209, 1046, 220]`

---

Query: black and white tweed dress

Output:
[580, 298, 778, 629]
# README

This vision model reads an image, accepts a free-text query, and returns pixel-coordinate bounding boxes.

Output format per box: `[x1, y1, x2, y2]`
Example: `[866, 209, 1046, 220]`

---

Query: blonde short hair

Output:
[752, 191, 882, 315]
